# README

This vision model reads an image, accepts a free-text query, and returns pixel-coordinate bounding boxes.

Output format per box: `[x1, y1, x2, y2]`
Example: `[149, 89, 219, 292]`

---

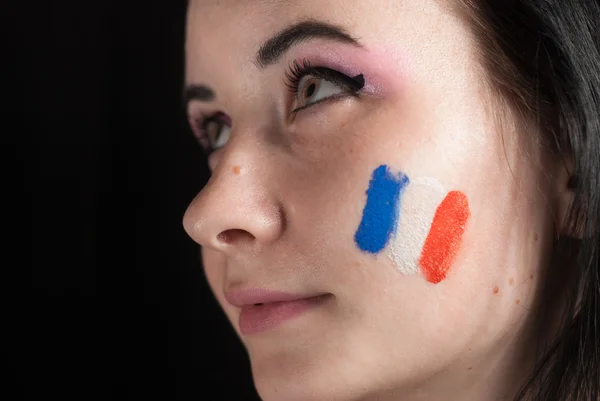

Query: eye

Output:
[285, 60, 365, 114]
[204, 117, 231, 150]
[293, 76, 346, 110]
[190, 113, 232, 154]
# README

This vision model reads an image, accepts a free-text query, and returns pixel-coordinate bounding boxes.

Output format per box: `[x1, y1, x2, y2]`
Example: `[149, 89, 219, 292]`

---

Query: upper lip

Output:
[224, 287, 327, 307]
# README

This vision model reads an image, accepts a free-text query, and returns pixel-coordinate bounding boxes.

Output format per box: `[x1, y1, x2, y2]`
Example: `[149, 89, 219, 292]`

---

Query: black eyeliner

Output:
[351, 74, 365, 89]
[285, 59, 365, 94]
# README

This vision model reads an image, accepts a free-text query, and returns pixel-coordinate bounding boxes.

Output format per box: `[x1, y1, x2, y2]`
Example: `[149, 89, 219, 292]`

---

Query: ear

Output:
[555, 154, 581, 238]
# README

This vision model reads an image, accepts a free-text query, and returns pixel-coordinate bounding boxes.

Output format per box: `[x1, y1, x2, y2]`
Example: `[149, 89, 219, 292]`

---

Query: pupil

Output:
[306, 83, 316, 97]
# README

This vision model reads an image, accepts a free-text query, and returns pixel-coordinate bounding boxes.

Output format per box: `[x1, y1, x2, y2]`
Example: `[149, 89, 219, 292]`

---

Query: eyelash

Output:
[284, 59, 365, 110]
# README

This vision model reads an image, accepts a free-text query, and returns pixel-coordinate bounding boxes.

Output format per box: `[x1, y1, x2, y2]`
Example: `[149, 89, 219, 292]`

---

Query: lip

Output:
[224, 288, 325, 307]
[224, 288, 330, 335]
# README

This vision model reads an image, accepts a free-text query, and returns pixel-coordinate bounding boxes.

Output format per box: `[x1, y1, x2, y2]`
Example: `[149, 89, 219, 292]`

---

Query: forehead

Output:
[186, 0, 368, 42]
[185, 0, 454, 41]
[184, 0, 418, 81]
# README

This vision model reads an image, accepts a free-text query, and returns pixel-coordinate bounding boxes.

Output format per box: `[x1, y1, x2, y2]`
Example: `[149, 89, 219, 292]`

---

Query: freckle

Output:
[232, 166, 241, 175]
[516, 299, 521, 305]
[508, 277, 514, 286]
[468, 367, 473, 371]
[534, 233, 538, 242]
[530, 274, 534, 280]
[493, 286, 499, 294]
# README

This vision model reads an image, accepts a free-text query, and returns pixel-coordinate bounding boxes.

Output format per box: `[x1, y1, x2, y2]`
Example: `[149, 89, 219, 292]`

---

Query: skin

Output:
[182, 1, 573, 400]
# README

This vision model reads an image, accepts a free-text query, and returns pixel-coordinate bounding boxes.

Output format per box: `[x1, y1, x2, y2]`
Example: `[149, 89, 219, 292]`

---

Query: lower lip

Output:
[239, 295, 330, 335]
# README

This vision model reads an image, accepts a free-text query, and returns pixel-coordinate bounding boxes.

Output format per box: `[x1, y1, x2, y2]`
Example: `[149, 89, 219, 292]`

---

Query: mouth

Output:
[237, 294, 332, 335]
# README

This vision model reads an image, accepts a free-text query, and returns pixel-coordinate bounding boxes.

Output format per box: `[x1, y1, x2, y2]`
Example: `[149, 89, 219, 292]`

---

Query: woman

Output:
[182, 0, 600, 400]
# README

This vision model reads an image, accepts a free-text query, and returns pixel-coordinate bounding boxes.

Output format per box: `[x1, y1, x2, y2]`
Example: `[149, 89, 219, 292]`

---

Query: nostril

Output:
[216, 229, 255, 244]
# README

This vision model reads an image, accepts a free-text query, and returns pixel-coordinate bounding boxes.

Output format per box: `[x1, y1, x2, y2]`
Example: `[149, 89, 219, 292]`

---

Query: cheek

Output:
[354, 166, 471, 284]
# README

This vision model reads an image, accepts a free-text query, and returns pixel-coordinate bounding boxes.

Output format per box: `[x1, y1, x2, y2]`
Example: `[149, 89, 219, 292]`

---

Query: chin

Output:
[253, 371, 354, 401]
[248, 346, 341, 401]
[253, 370, 398, 401]
[248, 345, 394, 401]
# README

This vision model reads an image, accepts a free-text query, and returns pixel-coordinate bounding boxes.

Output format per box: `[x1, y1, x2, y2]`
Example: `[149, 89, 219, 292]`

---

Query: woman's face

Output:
[183, 1, 567, 400]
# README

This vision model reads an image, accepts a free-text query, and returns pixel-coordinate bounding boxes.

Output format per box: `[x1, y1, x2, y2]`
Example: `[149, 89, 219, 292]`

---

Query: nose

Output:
[183, 162, 285, 252]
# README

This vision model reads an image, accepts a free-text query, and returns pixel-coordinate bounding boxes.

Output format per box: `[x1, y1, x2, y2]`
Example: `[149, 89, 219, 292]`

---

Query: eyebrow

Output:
[256, 19, 360, 67]
[182, 84, 215, 107]
[183, 19, 361, 107]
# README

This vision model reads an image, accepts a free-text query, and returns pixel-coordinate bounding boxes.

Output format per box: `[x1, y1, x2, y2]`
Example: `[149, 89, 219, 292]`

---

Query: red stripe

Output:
[418, 191, 470, 284]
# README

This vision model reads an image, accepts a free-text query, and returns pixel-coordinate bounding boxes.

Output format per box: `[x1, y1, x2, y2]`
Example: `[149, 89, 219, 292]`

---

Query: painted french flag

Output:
[355, 165, 470, 284]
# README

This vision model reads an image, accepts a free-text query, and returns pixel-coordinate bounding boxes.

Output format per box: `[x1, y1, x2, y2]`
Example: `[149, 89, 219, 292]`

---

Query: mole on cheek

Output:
[232, 166, 241, 175]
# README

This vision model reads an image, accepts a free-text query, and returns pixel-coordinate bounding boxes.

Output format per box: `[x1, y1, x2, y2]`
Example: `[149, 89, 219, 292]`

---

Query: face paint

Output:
[388, 177, 446, 276]
[418, 190, 470, 283]
[354, 165, 410, 254]
[356, 166, 470, 284]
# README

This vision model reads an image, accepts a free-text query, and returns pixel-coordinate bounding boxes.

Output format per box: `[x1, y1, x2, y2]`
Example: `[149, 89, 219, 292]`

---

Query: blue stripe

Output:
[354, 165, 409, 254]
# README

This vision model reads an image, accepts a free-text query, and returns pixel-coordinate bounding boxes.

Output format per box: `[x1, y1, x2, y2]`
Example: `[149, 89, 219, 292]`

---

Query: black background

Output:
[3, 1, 261, 400]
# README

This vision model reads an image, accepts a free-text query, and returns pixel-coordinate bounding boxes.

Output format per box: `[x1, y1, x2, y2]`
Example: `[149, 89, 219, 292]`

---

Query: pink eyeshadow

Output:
[288, 41, 408, 98]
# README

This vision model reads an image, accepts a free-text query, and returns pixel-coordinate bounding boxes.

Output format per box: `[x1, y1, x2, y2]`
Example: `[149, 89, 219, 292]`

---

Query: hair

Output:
[457, 0, 600, 399]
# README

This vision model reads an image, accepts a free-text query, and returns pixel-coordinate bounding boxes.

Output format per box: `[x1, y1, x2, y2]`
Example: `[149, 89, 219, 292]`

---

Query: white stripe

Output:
[387, 177, 446, 276]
